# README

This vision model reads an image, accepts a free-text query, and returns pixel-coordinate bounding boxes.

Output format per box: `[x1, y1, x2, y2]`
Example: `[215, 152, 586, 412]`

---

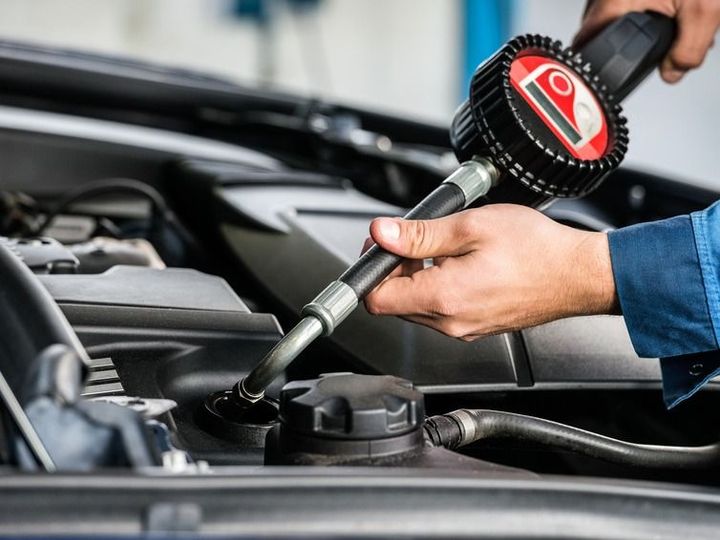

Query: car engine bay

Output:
[1, 40, 720, 521]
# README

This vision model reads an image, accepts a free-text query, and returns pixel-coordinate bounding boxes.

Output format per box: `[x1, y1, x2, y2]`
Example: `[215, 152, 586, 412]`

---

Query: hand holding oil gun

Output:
[221, 2, 719, 413]
[365, 0, 720, 409]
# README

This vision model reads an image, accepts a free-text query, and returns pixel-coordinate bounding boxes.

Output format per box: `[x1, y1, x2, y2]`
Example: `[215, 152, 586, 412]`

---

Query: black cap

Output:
[279, 373, 424, 440]
[451, 34, 629, 207]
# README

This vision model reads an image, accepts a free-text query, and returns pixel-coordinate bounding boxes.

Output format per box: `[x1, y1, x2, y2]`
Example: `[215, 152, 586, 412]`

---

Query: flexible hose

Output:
[424, 409, 720, 470]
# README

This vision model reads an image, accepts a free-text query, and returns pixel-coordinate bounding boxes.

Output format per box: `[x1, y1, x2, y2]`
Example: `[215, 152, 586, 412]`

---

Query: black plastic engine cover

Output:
[167, 159, 663, 394]
[38, 265, 284, 464]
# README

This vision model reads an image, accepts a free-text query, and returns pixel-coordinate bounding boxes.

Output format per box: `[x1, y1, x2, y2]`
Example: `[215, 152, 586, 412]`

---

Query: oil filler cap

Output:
[279, 373, 424, 440]
[266, 373, 426, 464]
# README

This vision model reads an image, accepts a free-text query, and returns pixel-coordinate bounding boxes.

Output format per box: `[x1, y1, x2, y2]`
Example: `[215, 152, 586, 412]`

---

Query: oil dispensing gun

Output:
[233, 11, 676, 408]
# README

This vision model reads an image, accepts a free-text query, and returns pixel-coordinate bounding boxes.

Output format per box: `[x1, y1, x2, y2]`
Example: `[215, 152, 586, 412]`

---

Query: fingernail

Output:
[663, 68, 685, 84]
[377, 219, 400, 241]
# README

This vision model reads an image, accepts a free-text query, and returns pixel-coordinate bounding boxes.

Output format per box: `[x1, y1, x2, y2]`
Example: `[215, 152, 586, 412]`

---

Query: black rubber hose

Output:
[340, 182, 466, 298]
[424, 409, 720, 470]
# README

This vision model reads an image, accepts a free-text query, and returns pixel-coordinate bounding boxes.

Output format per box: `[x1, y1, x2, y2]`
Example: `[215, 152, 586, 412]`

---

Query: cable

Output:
[33, 178, 169, 236]
[32, 179, 200, 263]
[424, 409, 720, 470]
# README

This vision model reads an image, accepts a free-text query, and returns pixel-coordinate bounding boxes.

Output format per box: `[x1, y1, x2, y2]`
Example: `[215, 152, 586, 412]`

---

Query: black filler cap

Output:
[279, 373, 424, 440]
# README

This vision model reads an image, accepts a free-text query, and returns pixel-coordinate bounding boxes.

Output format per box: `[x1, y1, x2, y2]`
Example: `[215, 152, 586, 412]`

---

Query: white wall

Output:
[0, 0, 461, 124]
[0, 0, 716, 188]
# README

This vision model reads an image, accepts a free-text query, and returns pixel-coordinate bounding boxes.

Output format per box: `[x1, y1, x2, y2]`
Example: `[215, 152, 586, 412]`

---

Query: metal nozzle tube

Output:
[236, 280, 359, 405]
[238, 316, 324, 402]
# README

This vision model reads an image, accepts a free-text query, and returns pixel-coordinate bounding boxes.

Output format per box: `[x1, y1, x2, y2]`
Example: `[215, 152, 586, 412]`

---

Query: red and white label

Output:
[510, 55, 608, 160]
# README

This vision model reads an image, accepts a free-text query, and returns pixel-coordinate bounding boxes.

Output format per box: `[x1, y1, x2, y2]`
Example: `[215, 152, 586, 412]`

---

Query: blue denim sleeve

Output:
[607, 201, 720, 408]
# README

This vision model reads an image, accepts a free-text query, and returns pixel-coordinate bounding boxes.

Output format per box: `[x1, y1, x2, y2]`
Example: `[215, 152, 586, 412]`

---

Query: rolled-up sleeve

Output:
[608, 201, 720, 408]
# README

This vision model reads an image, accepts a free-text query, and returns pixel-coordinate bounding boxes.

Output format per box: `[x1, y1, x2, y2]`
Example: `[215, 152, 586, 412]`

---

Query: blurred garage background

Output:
[0, 0, 716, 189]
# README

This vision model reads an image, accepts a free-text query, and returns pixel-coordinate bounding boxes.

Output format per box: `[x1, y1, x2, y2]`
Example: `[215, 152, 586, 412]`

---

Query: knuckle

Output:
[432, 297, 458, 318]
[409, 220, 432, 252]
[695, 0, 717, 15]
[455, 211, 478, 239]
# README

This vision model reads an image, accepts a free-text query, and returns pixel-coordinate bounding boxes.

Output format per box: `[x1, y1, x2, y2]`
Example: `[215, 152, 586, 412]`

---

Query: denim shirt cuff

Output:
[608, 212, 719, 407]
[608, 215, 717, 358]
[691, 201, 720, 346]
[661, 352, 720, 408]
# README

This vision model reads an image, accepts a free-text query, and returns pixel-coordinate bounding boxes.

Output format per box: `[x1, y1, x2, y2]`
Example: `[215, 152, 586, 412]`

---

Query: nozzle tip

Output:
[232, 378, 264, 409]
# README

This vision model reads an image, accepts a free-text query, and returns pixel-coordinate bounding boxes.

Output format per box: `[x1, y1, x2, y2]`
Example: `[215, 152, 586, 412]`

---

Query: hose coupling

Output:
[301, 280, 359, 336]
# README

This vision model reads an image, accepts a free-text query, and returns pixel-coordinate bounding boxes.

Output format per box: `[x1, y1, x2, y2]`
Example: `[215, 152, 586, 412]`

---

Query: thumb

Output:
[369, 214, 474, 259]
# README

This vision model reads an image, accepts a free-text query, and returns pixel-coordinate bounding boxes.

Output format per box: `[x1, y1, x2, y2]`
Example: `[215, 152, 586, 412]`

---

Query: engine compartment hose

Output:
[424, 409, 720, 470]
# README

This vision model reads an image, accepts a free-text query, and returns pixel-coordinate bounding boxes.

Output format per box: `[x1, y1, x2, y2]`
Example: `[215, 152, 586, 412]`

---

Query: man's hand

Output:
[574, 0, 720, 83]
[363, 205, 617, 341]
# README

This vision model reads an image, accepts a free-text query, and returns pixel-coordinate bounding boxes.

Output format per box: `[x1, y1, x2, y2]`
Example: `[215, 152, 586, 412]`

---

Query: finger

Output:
[661, 1, 720, 83]
[402, 258, 424, 277]
[360, 237, 374, 255]
[400, 314, 479, 341]
[400, 313, 444, 331]
[369, 212, 476, 260]
[361, 236, 423, 278]
[582, 0, 596, 19]
[385, 260, 421, 280]
[573, 0, 627, 47]
[573, 0, 675, 47]
[364, 267, 444, 318]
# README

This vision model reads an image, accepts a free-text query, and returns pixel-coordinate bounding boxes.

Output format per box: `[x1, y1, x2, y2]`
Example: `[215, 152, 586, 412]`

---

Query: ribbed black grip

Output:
[340, 182, 466, 298]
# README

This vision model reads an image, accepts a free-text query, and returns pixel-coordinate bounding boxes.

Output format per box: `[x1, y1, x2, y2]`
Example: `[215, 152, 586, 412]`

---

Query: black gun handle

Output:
[580, 11, 676, 103]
